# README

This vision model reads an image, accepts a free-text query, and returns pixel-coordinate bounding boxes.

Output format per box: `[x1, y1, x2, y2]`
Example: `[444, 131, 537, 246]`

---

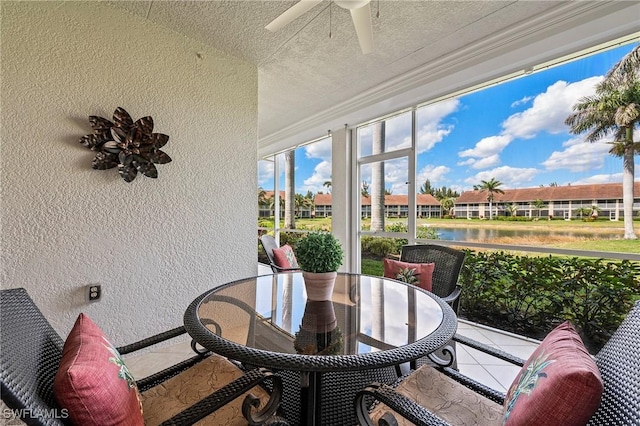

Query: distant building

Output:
[314, 193, 442, 218]
[260, 183, 640, 221]
[259, 190, 313, 218]
[454, 182, 640, 220]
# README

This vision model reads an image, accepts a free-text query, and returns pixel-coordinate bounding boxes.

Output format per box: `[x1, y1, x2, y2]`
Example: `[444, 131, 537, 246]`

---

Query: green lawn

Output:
[361, 258, 383, 276]
[549, 239, 640, 254]
[261, 216, 638, 231]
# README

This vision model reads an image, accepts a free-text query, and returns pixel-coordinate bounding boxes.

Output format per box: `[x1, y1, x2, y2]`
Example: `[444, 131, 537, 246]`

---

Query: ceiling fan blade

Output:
[266, 0, 324, 32]
[349, 2, 374, 54]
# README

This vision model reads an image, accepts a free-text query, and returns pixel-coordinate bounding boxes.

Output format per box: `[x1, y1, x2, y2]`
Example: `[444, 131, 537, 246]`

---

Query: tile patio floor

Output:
[456, 320, 539, 392]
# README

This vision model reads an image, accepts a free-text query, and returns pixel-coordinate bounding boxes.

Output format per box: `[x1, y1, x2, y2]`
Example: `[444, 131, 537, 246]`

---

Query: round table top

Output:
[184, 272, 457, 372]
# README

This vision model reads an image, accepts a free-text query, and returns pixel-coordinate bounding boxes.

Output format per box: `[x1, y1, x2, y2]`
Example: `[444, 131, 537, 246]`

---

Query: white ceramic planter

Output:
[302, 271, 337, 301]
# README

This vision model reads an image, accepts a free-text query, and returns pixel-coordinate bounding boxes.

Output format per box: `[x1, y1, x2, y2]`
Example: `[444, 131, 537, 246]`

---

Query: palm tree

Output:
[419, 179, 432, 195]
[440, 197, 455, 217]
[473, 178, 505, 220]
[506, 203, 518, 217]
[323, 180, 332, 193]
[361, 181, 370, 197]
[565, 45, 639, 239]
[284, 150, 296, 229]
[574, 206, 592, 219]
[370, 121, 385, 231]
[268, 193, 281, 216]
[532, 199, 545, 219]
[258, 187, 267, 206]
[294, 193, 313, 217]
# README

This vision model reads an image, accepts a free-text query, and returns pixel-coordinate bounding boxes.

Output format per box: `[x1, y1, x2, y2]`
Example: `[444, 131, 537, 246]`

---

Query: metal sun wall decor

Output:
[80, 107, 171, 182]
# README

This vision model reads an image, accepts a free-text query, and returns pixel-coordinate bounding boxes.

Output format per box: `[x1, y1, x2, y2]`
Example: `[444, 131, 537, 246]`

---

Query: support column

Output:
[331, 127, 353, 272]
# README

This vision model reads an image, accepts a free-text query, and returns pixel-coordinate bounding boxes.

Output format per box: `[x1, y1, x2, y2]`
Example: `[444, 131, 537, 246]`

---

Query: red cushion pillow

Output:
[503, 321, 603, 426]
[272, 244, 299, 269]
[54, 313, 144, 426]
[383, 258, 435, 291]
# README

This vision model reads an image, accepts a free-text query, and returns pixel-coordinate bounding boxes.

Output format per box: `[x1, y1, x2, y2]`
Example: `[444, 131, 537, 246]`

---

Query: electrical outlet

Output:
[87, 284, 102, 302]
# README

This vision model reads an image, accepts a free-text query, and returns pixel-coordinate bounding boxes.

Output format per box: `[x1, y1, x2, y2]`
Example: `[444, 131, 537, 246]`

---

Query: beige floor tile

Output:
[495, 344, 537, 360]
[483, 364, 522, 391]
[456, 328, 495, 345]
[457, 365, 505, 392]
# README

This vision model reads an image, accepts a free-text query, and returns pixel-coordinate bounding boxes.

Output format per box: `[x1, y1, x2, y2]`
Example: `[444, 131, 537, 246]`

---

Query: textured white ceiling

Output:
[107, 1, 639, 153]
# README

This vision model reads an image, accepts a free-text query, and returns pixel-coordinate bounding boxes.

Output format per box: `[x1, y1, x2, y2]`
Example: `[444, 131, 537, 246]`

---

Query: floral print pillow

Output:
[54, 313, 144, 426]
[503, 321, 603, 426]
[272, 244, 299, 269]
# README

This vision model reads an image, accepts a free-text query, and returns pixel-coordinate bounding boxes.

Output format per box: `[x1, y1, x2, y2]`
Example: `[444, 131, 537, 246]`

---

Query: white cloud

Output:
[541, 136, 610, 172]
[571, 173, 624, 185]
[257, 159, 274, 187]
[464, 166, 539, 188]
[416, 122, 455, 154]
[360, 158, 410, 195]
[418, 99, 460, 122]
[470, 154, 501, 170]
[385, 158, 410, 195]
[382, 113, 412, 150]
[511, 96, 533, 108]
[416, 99, 460, 154]
[417, 165, 451, 187]
[304, 137, 332, 161]
[359, 99, 460, 154]
[502, 77, 601, 139]
[459, 135, 512, 158]
[457, 158, 475, 166]
[301, 160, 332, 193]
[458, 76, 603, 170]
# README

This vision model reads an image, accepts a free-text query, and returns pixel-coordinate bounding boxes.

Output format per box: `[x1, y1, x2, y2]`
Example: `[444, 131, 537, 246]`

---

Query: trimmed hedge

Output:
[459, 250, 640, 352]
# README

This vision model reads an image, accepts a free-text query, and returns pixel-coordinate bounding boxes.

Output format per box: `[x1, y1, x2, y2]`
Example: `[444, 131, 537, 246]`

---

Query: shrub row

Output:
[459, 250, 640, 352]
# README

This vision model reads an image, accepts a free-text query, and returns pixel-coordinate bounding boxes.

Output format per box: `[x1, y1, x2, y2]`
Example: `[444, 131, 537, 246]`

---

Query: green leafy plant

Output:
[296, 232, 344, 273]
[459, 250, 640, 352]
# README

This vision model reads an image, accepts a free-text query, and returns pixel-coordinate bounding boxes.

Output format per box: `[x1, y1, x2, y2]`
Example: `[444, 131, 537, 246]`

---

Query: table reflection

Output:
[294, 300, 343, 356]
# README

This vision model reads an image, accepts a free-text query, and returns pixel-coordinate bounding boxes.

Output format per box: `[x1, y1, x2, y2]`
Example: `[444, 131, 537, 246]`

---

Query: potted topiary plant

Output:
[295, 232, 344, 301]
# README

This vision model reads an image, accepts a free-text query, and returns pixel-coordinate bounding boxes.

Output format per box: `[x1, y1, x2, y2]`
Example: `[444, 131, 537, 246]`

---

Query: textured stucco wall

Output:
[0, 2, 258, 344]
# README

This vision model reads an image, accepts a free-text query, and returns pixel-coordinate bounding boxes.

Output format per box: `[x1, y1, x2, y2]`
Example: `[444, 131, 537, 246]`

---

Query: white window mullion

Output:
[408, 108, 417, 245]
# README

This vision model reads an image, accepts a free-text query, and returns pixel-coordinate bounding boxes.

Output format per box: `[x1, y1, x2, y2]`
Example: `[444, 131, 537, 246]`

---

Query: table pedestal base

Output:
[275, 366, 399, 426]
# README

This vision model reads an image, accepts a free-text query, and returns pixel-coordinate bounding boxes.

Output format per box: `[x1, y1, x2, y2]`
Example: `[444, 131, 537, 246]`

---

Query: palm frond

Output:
[603, 45, 640, 89]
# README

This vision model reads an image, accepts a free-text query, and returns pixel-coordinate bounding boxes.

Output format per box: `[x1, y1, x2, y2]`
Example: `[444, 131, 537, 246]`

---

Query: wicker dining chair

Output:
[0, 287, 288, 426]
[399, 245, 465, 313]
[355, 301, 640, 426]
[260, 234, 300, 273]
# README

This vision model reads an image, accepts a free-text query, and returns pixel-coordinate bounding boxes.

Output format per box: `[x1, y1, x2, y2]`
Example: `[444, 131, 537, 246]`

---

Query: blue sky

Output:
[259, 42, 639, 196]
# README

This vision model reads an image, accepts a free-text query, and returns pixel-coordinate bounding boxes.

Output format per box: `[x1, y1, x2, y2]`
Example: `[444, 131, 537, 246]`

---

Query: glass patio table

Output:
[184, 272, 457, 426]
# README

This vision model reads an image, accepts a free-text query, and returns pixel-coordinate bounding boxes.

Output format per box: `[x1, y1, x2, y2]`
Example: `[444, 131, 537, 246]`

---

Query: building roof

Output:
[267, 182, 638, 207]
[314, 193, 441, 206]
[455, 182, 640, 204]
[262, 190, 285, 200]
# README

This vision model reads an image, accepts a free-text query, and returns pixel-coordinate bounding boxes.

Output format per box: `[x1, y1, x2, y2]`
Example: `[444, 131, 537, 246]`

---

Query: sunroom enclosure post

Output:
[408, 108, 417, 246]
[274, 153, 281, 245]
[331, 127, 354, 272]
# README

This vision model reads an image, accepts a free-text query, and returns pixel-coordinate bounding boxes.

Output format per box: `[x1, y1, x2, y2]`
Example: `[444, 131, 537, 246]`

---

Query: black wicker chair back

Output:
[588, 301, 640, 424]
[400, 244, 465, 313]
[1, 287, 65, 425]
